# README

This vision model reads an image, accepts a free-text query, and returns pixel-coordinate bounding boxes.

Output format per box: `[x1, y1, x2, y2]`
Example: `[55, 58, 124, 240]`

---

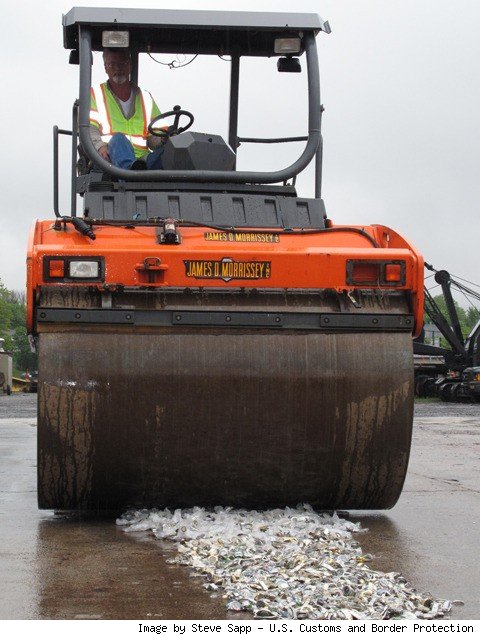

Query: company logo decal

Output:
[204, 231, 279, 243]
[184, 258, 271, 282]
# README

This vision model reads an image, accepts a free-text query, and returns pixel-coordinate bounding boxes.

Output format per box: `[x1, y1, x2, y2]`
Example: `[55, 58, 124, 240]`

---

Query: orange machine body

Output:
[27, 219, 424, 335]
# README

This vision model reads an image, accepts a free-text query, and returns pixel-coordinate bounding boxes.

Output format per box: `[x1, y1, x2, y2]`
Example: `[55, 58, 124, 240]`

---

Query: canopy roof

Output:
[63, 7, 330, 56]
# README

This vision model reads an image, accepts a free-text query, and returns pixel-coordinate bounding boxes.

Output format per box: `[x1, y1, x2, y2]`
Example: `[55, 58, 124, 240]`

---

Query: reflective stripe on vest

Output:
[90, 84, 154, 149]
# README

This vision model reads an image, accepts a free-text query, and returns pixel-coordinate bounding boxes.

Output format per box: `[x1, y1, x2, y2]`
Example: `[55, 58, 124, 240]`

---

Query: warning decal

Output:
[184, 258, 271, 282]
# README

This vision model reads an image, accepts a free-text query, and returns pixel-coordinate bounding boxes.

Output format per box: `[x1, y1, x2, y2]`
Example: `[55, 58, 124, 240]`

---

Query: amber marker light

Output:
[48, 259, 65, 278]
[385, 263, 402, 282]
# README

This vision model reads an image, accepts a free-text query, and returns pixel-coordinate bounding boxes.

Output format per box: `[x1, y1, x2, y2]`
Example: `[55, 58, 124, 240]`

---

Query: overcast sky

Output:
[1, 0, 479, 307]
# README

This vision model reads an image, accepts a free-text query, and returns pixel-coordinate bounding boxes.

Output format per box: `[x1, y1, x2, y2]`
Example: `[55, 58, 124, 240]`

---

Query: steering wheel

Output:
[148, 105, 194, 138]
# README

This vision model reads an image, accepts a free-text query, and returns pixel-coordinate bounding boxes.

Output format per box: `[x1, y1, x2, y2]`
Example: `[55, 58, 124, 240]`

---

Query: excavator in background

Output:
[414, 266, 480, 402]
[27, 8, 424, 511]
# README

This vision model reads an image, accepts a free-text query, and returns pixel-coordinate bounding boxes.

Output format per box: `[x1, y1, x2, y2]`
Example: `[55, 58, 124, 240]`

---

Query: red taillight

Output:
[350, 262, 380, 283]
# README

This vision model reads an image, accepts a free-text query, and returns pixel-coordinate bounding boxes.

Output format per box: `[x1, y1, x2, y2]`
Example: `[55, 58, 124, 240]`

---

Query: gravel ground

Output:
[0, 393, 37, 419]
[1, 392, 478, 419]
[413, 400, 480, 418]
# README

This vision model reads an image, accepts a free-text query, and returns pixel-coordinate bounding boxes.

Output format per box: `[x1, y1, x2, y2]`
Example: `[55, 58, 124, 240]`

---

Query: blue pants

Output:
[107, 133, 164, 169]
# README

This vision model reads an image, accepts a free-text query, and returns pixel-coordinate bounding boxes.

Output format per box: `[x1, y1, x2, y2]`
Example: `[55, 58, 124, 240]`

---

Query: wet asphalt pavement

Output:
[0, 393, 479, 619]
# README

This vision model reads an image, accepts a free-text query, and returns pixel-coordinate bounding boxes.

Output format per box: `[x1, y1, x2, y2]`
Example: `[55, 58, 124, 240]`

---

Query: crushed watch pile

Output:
[118, 505, 453, 620]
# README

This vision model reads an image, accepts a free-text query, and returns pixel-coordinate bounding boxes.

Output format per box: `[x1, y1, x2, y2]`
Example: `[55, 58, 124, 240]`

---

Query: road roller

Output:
[27, 8, 424, 511]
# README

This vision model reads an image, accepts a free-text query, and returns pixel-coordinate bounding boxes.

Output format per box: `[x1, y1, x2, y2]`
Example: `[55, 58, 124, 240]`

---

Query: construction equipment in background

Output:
[0, 339, 13, 396]
[413, 266, 480, 402]
[27, 8, 424, 511]
[22, 370, 38, 393]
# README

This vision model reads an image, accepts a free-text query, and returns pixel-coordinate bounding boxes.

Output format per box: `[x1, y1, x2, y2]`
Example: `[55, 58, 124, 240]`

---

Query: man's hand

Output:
[147, 133, 167, 150]
[98, 146, 110, 161]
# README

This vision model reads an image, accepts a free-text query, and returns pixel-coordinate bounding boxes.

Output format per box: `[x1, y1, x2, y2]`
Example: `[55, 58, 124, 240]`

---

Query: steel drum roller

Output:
[38, 330, 413, 511]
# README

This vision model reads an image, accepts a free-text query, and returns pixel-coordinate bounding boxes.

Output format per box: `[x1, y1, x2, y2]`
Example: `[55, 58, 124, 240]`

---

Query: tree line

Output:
[0, 279, 37, 372]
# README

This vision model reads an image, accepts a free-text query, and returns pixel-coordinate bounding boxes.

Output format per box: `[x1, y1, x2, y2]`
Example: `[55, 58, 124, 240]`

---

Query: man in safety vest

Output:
[90, 48, 164, 170]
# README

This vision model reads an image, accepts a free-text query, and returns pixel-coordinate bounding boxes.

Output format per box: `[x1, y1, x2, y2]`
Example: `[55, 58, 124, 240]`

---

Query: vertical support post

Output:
[228, 54, 240, 167]
[315, 106, 324, 199]
[71, 101, 79, 217]
[315, 135, 323, 199]
[53, 126, 60, 217]
[131, 50, 139, 85]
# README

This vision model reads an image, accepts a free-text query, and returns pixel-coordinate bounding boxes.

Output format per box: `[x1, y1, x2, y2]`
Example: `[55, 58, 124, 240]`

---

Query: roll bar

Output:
[78, 26, 322, 184]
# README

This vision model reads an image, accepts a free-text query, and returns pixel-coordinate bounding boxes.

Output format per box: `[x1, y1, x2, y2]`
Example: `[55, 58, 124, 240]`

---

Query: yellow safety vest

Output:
[90, 83, 160, 158]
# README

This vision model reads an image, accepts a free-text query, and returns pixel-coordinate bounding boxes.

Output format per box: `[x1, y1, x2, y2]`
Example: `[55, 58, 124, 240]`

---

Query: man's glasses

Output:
[105, 61, 130, 69]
